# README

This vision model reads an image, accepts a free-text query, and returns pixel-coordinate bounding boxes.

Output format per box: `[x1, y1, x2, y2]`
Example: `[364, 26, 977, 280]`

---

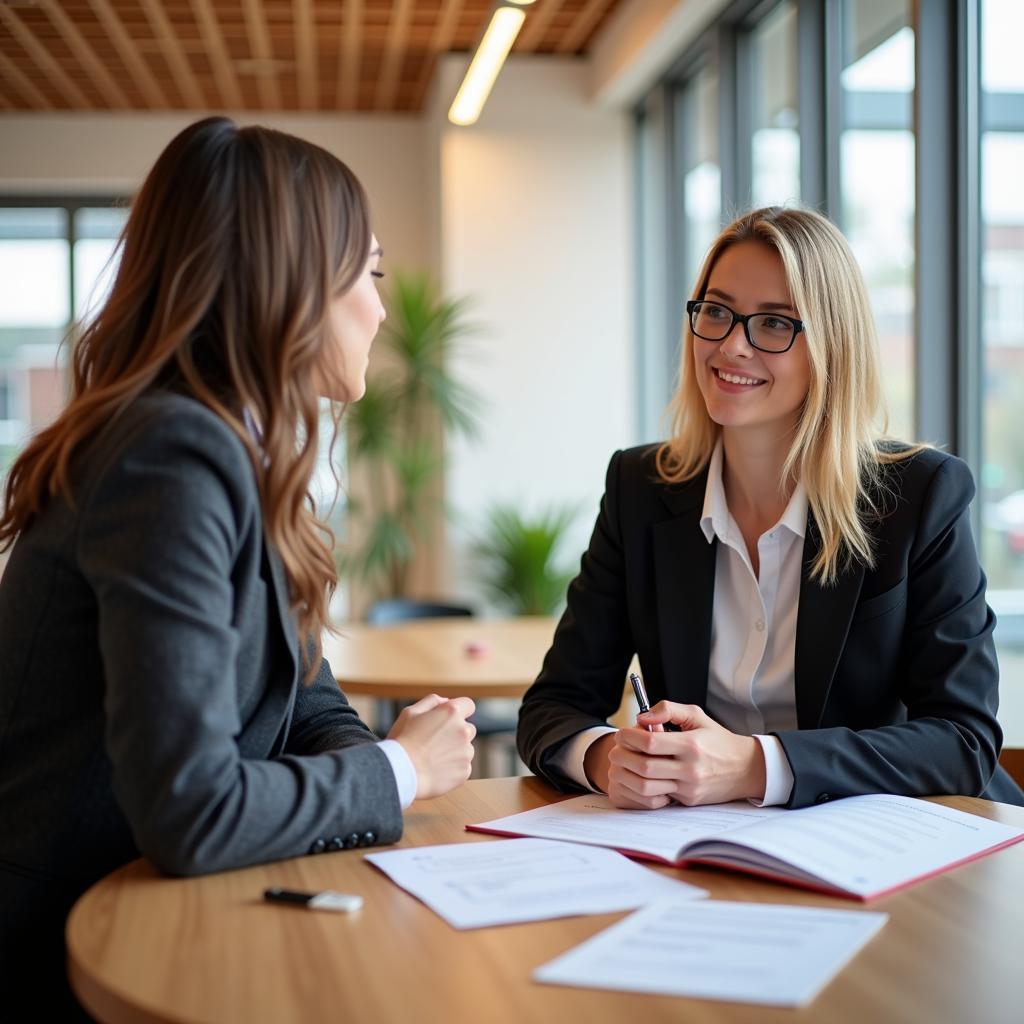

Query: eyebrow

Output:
[705, 287, 795, 313]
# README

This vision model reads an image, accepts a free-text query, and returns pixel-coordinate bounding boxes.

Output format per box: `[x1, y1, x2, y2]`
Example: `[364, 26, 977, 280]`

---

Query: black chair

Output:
[364, 598, 520, 776]
[366, 598, 474, 626]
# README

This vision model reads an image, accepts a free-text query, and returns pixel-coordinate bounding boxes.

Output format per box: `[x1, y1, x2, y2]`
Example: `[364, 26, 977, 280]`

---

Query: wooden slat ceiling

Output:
[0, 0, 624, 112]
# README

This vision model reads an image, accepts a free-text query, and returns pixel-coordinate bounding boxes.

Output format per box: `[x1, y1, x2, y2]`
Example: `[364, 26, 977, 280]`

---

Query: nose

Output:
[718, 319, 753, 358]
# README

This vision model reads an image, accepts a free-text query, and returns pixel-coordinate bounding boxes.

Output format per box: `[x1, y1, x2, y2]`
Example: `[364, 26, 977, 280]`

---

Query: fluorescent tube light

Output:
[448, 5, 526, 127]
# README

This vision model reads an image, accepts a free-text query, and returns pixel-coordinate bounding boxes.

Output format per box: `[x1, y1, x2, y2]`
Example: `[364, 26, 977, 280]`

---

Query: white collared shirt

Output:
[551, 439, 802, 806]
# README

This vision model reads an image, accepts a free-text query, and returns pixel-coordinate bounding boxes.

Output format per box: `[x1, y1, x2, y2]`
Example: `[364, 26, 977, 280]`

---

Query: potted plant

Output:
[340, 271, 480, 602]
[473, 505, 579, 616]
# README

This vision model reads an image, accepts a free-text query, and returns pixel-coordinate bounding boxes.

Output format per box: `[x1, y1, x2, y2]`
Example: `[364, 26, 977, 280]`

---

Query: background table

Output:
[322, 615, 558, 699]
[67, 778, 1024, 1024]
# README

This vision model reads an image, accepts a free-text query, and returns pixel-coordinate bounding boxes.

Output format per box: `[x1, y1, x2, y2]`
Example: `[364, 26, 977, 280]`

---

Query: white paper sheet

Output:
[364, 838, 707, 929]
[534, 900, 888, 1007]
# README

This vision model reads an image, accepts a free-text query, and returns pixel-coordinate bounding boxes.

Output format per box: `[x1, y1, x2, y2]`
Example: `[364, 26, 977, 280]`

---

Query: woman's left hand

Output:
[611, 701, 767, 806]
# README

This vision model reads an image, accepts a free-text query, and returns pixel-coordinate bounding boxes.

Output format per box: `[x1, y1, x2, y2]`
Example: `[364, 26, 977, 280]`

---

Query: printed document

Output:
[364, 837, 707, 929]
[534, 900, 888, 1007]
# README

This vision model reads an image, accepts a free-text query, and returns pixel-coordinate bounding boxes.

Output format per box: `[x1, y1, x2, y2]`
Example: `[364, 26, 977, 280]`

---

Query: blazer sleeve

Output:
[776, 454, 1004, 806]
[517, 450, 636, 790]
[284, 652, 380, 755]
[77, 412, 402, 877]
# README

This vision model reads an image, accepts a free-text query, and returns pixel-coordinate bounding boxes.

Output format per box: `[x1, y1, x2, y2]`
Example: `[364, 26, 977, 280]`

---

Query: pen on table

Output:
[263, 888, 363, 913]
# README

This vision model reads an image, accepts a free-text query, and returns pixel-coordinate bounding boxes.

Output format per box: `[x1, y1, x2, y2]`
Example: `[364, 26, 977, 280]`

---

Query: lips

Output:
[713, 367, 767, 387]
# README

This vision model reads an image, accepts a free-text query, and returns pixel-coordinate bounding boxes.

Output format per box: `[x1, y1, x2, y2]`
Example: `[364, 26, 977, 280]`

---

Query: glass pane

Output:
[678, 65, 722, 291]
[839, 4, 915, 441]
[750, 1, 800, 207]
[74, 206, 128, 323]
[980, 0, 1024, 743]
[0, 209, 71, 475]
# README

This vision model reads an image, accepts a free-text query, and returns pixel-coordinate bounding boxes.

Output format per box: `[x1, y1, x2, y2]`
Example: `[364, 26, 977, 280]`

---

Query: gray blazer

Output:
[0, 392, 401, 1003]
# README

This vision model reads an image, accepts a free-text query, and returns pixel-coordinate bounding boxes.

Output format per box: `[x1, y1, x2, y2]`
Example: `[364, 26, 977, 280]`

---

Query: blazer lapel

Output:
[653, 472, 717, 706]
[794, 519, 865, 728]
[262, 537, 299, 751]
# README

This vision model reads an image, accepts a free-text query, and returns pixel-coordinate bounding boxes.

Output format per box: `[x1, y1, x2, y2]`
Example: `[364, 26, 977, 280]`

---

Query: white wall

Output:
[427, 57, 636, 606]
[0, 112, 430, 272]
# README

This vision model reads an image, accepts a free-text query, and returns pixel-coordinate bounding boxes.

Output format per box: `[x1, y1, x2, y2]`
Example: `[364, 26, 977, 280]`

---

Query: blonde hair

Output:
[657, 206, 922, 583]
[1, 117, 372, 679]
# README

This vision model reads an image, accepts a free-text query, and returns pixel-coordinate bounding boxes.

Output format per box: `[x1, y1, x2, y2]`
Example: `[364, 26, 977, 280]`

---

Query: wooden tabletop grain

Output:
[66, 777, 1024, 1024]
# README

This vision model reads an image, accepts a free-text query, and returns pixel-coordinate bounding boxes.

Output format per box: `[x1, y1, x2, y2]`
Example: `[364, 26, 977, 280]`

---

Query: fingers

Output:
[446, 695, 476, 719]
[617, 724, 692, 756]
[636, 700, 706, 732]
[403, 693, 449, 717]
[609, 743, 678, 780]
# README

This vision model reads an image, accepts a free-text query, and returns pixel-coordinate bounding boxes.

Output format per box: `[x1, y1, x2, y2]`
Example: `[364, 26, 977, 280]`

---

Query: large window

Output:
[0, 201, 125, 476]
[839, 1, 915, 440]
[749, 1, 800, 208]
[980, 0, 1024, 742]
[676, 63, 722, 293]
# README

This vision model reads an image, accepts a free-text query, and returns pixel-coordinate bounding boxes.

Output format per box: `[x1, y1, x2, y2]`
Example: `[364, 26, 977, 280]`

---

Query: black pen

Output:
[263, 888, 363, 912]
[629, 672, 655, 732]
[628, 671, 680, 732]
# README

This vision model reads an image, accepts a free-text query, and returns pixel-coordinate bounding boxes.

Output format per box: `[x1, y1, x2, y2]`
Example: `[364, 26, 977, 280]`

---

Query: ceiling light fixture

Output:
[448, 1, 535, 127]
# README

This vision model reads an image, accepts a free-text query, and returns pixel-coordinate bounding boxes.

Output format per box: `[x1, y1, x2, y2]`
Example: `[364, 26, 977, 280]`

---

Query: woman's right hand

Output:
[388, 694, 476, 799]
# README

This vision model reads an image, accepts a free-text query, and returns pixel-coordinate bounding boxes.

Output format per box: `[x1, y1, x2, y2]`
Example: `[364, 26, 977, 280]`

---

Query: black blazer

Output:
[0, 392, 402, 1013]
[517, 444, 1024, 808]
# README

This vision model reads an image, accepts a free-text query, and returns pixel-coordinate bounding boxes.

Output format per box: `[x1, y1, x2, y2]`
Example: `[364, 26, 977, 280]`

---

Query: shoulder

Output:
[869, 444, 976, 548]
[604, 444, 706, 515]
[77, 391, 259, 515]
[875, 443, 975, 507]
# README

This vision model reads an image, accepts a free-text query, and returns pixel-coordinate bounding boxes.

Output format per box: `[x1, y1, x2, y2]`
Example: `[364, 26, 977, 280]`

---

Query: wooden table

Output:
[322, 616, 558, 699]
[67, 778, 1024, 1024]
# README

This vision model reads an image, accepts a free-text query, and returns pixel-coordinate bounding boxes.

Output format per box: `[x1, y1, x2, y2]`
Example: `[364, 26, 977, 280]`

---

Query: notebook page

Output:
[473, 795, 783, 861]
[686, 794, 1024, 896]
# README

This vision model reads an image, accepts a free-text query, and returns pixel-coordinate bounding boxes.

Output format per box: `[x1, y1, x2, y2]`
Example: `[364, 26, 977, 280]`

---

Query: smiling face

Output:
[317, 236, 386, 402]
[692, 240, 811, 442]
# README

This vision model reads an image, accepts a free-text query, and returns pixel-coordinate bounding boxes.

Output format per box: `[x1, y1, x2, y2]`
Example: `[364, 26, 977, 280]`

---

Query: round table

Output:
[66, 780, 1024, 1024]
[322, 615, 558, 700]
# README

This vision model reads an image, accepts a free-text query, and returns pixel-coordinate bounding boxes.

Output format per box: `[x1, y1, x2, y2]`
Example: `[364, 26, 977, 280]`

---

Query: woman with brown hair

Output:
[0, 117, 475, 1015]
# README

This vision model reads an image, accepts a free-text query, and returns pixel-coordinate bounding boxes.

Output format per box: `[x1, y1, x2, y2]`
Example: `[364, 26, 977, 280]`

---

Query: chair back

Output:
[365, 599, 474, 626]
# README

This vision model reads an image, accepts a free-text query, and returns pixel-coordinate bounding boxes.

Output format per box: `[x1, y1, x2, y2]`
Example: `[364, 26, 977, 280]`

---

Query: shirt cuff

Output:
[548, 726, 618, 792]
[377, 739, 417, 809]
[750, 734, 795, 807]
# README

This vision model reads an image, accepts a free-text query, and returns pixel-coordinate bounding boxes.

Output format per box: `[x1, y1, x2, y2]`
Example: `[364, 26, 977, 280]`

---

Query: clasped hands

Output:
[583, 701, 767, 808]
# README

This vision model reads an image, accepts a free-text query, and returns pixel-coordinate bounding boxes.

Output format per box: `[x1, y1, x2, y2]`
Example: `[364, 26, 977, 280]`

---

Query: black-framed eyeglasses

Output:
[686, 299, 804, 354]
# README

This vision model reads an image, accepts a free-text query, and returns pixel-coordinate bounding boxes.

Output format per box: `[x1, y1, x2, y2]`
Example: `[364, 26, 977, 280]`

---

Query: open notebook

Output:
[470, 793, 1024, 901]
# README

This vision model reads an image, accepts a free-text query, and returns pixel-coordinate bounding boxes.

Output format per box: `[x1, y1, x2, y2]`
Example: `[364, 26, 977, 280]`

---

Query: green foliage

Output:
[473, 505, 579, 617]
[343, 270, 480, 599]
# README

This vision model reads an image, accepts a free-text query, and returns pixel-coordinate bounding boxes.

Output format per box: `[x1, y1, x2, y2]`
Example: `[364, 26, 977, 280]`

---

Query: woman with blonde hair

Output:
[0, 117, 475, 1016]
[518, 205, 1022, 812]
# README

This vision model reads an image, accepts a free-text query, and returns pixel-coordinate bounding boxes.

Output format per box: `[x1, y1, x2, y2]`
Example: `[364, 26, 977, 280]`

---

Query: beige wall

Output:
[0, 112, 430, 273]
[427, 56, 635, 605]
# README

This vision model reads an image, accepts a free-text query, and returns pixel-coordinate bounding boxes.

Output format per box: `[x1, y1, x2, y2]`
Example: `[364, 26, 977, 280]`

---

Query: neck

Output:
[720, 426, 797, 524]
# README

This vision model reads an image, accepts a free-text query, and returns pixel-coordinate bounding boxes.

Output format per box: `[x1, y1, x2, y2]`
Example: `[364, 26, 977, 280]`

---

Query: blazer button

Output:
[815, 793, 832, 804]
[327, 836, 345, 851]
[309, 838, 327, 854]
[361, 831, 376, 846]
[344, 833, 360, 849]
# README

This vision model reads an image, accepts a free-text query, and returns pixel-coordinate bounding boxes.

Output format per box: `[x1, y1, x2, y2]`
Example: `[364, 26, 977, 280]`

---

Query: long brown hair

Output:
[657, 206, 923, 583]
[0, 117, 372, 674]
